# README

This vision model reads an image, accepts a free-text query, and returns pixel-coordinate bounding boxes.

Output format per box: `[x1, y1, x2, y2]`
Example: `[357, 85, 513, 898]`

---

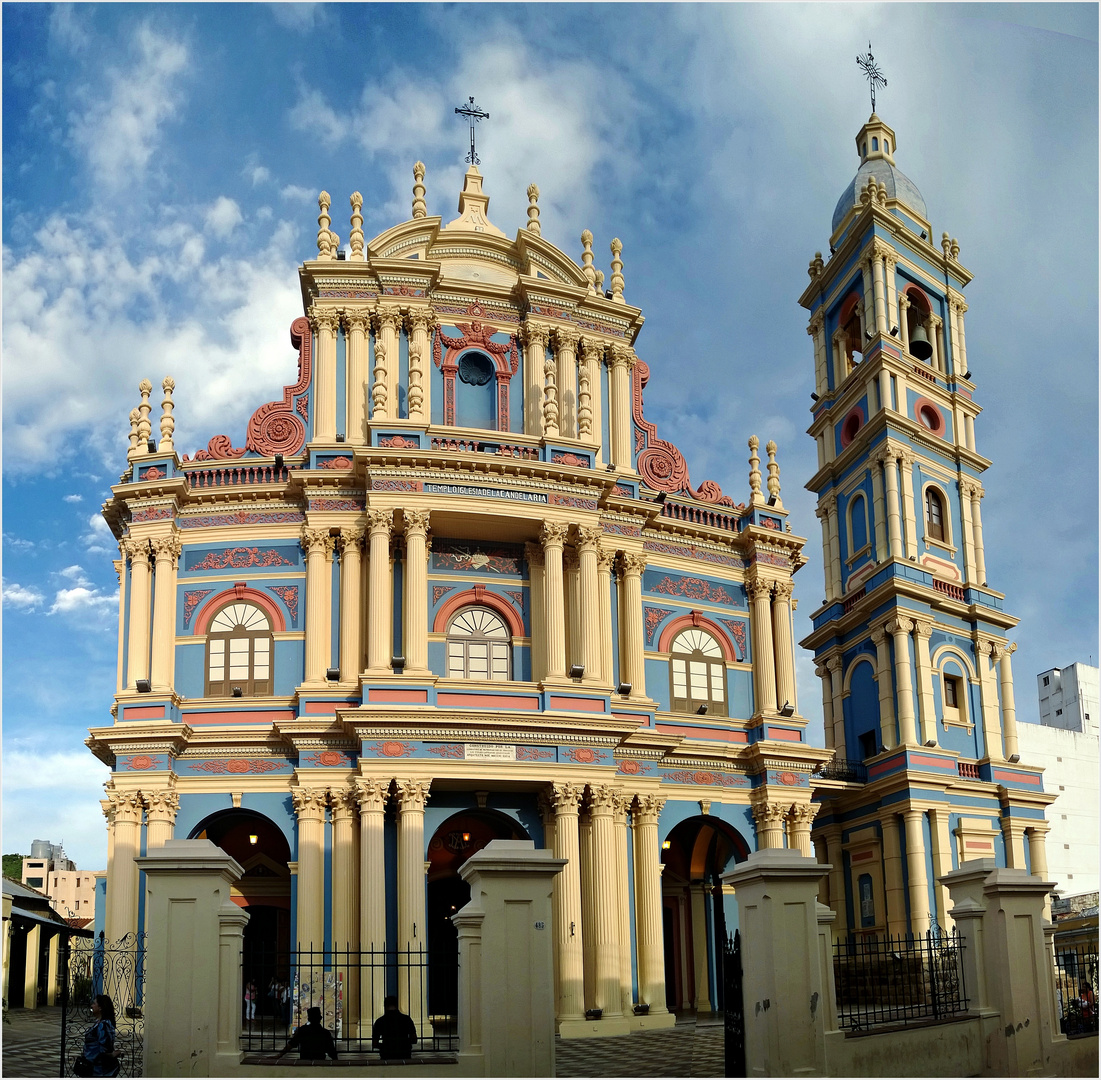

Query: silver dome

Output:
[832, 158, 927, 235]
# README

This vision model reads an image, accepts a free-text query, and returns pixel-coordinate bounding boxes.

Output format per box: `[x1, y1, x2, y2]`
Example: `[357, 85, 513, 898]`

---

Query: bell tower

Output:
[799, 105, 1054, 939]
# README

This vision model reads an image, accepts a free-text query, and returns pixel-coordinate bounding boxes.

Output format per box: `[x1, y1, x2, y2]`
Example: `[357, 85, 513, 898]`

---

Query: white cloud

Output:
[68, 24, 188, 189]
[287, 84, 347, 147]
[4, 534, 36, 552]
[49, 584, 117, 617]
[3, 580, 46, 610]
[58, 564, 91, 584]
[64, 493, 83, 503]
[248, 165, 271, 186]
[204, 196, 243, 238]
[82, 514, 115, 555]
[280, 183, 315, 203]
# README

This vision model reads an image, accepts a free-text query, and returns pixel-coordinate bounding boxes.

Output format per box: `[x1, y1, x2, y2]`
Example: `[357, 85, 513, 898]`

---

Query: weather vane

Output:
[856, 43, 887, 113]
[455, 96, 489, 166]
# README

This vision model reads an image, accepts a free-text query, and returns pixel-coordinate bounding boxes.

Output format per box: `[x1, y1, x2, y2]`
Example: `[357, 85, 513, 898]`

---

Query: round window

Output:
[458, 352, 494, 387]
[840, 407, 864, 448]
[918, 403, 944, 434]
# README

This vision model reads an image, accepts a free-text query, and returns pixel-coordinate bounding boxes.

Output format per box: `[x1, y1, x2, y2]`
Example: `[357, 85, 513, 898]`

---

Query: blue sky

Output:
[3, 3, 1097, 871]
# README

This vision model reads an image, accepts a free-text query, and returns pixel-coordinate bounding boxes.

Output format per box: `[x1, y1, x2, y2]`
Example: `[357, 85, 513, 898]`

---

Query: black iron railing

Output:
[240, 943, 458, 1056]
[1054, 944, 1098, 1038]
[815, 758, 868, 783]
[833, 929, 968, 1030]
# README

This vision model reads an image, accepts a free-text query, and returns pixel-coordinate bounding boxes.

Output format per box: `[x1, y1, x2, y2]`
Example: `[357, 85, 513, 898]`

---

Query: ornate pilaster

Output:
[310, 306, 341, 441]
[869, 627, 896, 750]
[996, 642, 1019, 759]
[337, 528, 365, 682]
[746, 578, 777, 715]
[402, 510, 431, 674]
[903, 808, 931, 936]
[292, 787, 328, 951]
[149, 535, 182, 692]
[552, 327, 580, 439]
[587, 785, 624, 1017]
[750, 798, 787, 850]
[366, 510, 394, 673]
[897, 449, 918, 559]
[877, 447, 904, 559]
[405, 307, 436, 423]
[520, 323, 550, 437]
[105, 791, 144, 943]
[541, 523, 569, 679]
[815, 663, 835, 750]
[301, 527, 336, 686]
[342, 307, 371, 443]
[886, 616, 918, 745]
[770, 580, 796, 711]
[826, 654, 845, 755]
[395, 779, 430, 1026]
[612, 792, 634, 1015]
[525, 542, 546, 684]
[912, 617, 937, 746]
[597, 547, 616, 687]
[356, 778, 389, 1015]
[123, 539, 153, 690]
[606, 344, 635, 469]
[330, 787, 360, 953]
[551, 783, 585, 1022]
[975, 638, 1004, 761]
[576, 527, 604, 684]
[619, 553, 647, 699]
[631, 794, 668, 1014]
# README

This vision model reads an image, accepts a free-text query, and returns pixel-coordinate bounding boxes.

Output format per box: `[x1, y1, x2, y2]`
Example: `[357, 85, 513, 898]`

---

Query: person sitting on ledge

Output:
[277, 1006, 338, 1062]
[372, 995, 418, 1060]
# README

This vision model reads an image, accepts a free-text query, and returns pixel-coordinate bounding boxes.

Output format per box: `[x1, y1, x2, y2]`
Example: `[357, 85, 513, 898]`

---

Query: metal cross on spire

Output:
[856, 43, 887, 113]
[455, 96, 489, 166]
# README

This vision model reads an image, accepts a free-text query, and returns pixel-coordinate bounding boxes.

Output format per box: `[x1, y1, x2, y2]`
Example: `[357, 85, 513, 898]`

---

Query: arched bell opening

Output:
[424, 808, 530, 1025]
[660, 815, 750, 1016]
[905, 289, 934, 362]
[190, 809, 292, 1018]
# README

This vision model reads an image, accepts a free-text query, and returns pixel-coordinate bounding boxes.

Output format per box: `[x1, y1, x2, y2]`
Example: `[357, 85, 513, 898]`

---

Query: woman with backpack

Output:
[74, 994, 121, 1077]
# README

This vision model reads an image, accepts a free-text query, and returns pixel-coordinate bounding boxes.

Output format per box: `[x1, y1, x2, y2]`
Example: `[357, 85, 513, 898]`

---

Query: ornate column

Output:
[870, 251, 888, 336]
[751, 799, 786, 850]
[577, 336, 602, 447]
[520, 324, 549, 437]
[788, 803, 817, 857]
[870, 462, 888, 561]
[124, 539, 152, 689]
[337, 528, 364, 683]
[903, 809, 931, 936]
[370, 306, 400, 422]
[541, 523, 568, 680]
[747, 578, 777, 715]
[827, 655, 845, 757]
[860, 261, 874, 342]
[114, 556, 127, 692]
[292, 788, 327, 952]
[106, 792, 143, 944]
[331, 788, 359, 949]
[551, 783, 585, 1023]
[553, 327, 580, 438]
[928, 315, 943, 372]
[912, 618, 938, 746]
[958, 478, 978, 584]
[870, 627, 897, 750]
[898, 293, 911, 356]
[808, 314, 827, 397]
[144, 790, 179, 851]
[1001, 816, 1028, 870]
[356, 779, 389, 1020]
[997, 643, 1020, 759]
[969, 485, 987, 584]
[301, 528, 335, 686]
[832, 328, 849, 386]
[619, 553, 646, 698]
[566, 552, 582, 674]
[955, 299, 969, 372]
[588, 785, 624, 1018]
[396, 779, 430, 1028]
[405, 307, 436, 424]
[607, 345, 634, 469]
[613, 794, 634, 1014]
[597, 547, 616, 686]
[816, 664, 835, 750]
[343, 308, 371, 444]
[975, 639, 1004, 761]
[897, 450, 918, 559]
[771, 580, 797, 711]
[881, 813, 908, 936]
[879, 448, 904, 559]
[929, 807, 954, 931]
[149, 536, 182, 692]
[579, 808, 596, 1009]
[525, 543, 546, 684]
[402, 511, 431, 675]
[542, 334, 560, 438]
[366, 510, 394, 674]
[632, 794, 668, 1015]
[884, 253, 899, 333]
[887, 617, 918, 745]
[1026, 824, 1052, 918]
[816, 505, 837, 602]
[689, 882, 711, 1012]
[821, 826, 846, 941]
[311, 307, 340, 441]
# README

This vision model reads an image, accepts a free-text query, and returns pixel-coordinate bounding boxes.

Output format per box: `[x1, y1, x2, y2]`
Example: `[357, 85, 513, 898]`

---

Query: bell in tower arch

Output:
[908, 322, 933, 361]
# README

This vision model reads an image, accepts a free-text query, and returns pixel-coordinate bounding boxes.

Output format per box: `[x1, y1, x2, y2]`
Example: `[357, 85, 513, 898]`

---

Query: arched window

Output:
[206, 602, 273, 697]
[447, 607, 511, 681]
[925, 487, 947, 542]
[872, 137, 879, 151]
[670, 628, 727, 715]
[848, 493, 869, 554]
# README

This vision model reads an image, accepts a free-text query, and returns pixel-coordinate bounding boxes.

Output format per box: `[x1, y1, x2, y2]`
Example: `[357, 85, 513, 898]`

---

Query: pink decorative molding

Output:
[192, 585, 287, 633]
[657, 612, 738, 661]
[317, 456, 353, 470]
[651, 575, 735, 604]
[191, 547, 294, 570]
[183, 589, 216, 629]
[301, 750, 352, 767]
[186, 759, 284, 774]
[268, 586, 299, 624]
[433, 305, 520, 430]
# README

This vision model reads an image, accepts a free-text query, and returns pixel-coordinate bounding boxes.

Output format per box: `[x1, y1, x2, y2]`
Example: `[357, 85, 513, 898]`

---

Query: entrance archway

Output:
[660, 815, 750, 1014]
[425, 809, 529, 1021]
[190, 809, 292, 1019]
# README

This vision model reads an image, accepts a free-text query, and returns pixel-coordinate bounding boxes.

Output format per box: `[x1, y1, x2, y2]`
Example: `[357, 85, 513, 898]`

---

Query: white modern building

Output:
[1037, 662, 1098, 734]
[1017, 664, 1100, 897]
[20, 840, 98, 924]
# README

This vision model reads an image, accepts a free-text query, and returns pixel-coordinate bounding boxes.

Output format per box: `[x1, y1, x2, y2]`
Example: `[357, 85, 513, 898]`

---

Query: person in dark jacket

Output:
[372, 995, 418, 1060]
[277, 1006, 338, 1061]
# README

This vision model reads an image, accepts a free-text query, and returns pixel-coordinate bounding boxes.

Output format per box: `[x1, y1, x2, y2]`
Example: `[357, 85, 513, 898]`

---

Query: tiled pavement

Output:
[556, 1016, 725, 1078]
[2, 1006, 726, 1078]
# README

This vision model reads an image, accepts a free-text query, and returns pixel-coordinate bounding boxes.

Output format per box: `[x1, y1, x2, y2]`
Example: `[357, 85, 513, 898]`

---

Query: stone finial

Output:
[136, 379, 154, 449]
[580, 229, 596, 292]
[594, 269, 605, 294]
[158, 377, 176, 453]
[349, 192, 365, 260]
[317, 191, 335, 259]
[526, 183, 541, 235]
[748, 435, 763, 504]
[942, 232, 951, 257]
[808, 251, 825, 279]
[127, 408, 141, 453]
[610, 238, 625, 302]
[412, 162, 427, 219]
[765, 439, 783, 508]
[950, 237, 960, 260]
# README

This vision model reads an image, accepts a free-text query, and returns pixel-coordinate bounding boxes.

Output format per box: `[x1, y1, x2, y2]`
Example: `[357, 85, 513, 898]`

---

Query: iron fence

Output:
[60, 932, 146, 1077]
[1054, 944, 1098, 1038]
[814, 758, 868, 783]
[240, 942, 458, 1056]
[833, 928, 968, 1030]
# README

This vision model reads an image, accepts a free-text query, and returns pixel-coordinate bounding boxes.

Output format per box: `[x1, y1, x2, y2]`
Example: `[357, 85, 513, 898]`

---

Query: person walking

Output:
[244, 981, 257, 1021]
[73, 995, 121, 1077]
[372, 995, 418, 1060]
[277, 1006, 338, 1062]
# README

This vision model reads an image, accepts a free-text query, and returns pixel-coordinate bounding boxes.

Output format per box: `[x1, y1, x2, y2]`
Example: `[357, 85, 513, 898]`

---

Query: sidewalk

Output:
[3, 1006, 64, 1078]
[556, 1015, 724, 1078]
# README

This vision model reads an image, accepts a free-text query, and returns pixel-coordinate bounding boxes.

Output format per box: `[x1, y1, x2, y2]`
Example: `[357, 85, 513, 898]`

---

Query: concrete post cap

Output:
[721, 848, 830, 887]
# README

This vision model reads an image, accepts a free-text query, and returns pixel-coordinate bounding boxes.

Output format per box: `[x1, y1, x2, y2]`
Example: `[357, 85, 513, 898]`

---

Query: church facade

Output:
[800, 112, 1054, 939]
[88, 162, 825, 1037]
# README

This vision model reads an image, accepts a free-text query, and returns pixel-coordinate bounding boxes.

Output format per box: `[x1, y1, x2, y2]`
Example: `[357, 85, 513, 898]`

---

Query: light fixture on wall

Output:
[605, 463, 617, 472]
[810, 393, 819, 402]
[696, 703, 708, 715]
[249, 834, 258, 846]
[963, 370, 972, 380]
[274, 454, 284, 470]
[326, 667, 340, 682]
[924, 739, 937, 748]
[147, 439, 157, 453]
[392, 656, 406, 674]
[1008, 753, 1021, 763]
[661, 840, 671, 850]
[779, 701, 795, 717]
[232, 686, 243, 698]
[617, 682, 632, 697]
[335, 433, 345, 442]
[569, 664, 585, 679]
[135, 679, 152, 693]
[655, 491, 667, 505]
[462, 832, 471, 842]
[890, 325, 899, 336]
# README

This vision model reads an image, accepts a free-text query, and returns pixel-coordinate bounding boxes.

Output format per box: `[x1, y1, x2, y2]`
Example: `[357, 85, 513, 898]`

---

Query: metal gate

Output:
[723, 930, 745, 1078]
[60, 932, 146, 1078]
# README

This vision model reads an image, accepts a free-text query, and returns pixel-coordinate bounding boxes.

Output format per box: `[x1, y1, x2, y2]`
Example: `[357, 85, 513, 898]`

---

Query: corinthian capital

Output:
[301, 527, 335, 556]
[745, 578, 773, 603]
[367, 509, 394, 536]
[520, 322, 551, 350]
[309, 306, 341, 334]
[396, 778, 431, 811]
[912, 617, 934, 639]
[606, 343, 635, 370]
[552, 326, 580, 352]
[373, 304, 402, 333]
[620, 552, 647, 578]
[633, 794, 666, 824]
[575, 525, 603, 552]
[121, 538, 150, 565]
[292, 787, 329, 818]
[540, 521, 569, 548]
[144, 789, 180, 818]
[341, 306, 371, 334]
[771, 580, 795, 602]
[337, 527, 365, 552]
[404, 307, 437, 335]
[109, 791, 145, 823]
[403, 509, 431, 536]
[587, 784, 620, 816]
[149, 536, 183, 564]
[885, 615, 914, 636]
[551, 782, 583, 815]
[355, 777, 390, 812]
[329, 786, 360, 819]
